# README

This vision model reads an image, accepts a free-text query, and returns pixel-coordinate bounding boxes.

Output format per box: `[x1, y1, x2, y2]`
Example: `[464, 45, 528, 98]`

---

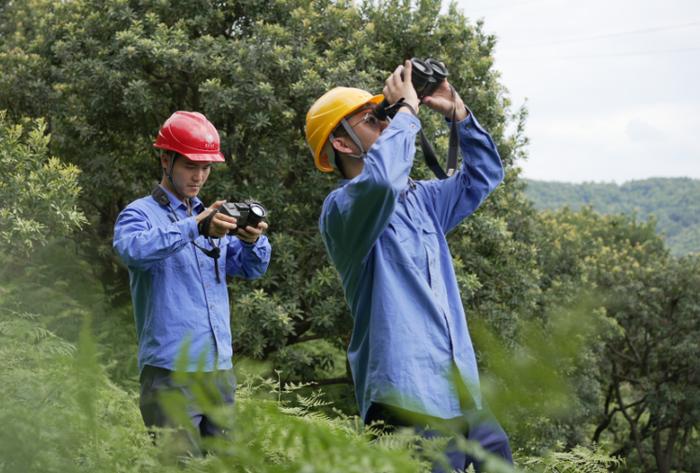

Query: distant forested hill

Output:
[524, 177, 700, 255]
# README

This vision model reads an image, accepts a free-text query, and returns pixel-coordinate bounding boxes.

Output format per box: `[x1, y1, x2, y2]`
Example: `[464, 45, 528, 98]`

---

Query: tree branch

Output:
[613, 360, 650, 470]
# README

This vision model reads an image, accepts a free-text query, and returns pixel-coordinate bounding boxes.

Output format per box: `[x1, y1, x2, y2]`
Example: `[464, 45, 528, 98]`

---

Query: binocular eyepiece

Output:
[375, 57, 448, 120]
[410, 57, 448, 99]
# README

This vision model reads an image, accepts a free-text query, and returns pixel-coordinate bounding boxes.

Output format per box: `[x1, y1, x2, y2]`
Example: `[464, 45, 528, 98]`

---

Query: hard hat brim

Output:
[153, 144, 226, 163]
[181, 152, 226, 163]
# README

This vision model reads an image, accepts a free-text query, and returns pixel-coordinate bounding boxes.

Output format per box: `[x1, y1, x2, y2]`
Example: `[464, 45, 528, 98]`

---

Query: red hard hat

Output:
[153, 111, 225, 162]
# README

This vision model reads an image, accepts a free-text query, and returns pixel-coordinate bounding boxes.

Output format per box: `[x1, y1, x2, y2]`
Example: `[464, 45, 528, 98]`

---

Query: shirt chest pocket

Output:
[163, 244, 197, 272]
[174, 238, 225, 275]
[381, 220, 439, 280]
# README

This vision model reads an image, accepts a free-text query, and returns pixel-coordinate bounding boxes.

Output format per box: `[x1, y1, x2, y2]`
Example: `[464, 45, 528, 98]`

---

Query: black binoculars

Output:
[375, 57, 448, 119]
[409, 57, 449, 99]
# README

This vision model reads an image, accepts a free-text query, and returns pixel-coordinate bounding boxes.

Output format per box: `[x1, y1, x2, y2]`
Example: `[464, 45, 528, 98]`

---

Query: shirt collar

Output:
[158, 185, 205, 213]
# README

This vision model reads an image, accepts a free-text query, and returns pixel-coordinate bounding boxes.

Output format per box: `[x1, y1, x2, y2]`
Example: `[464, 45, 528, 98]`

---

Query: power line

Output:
[500, 46, 700, 61]
[466, 0, 553, 13]
[504, 21, 700, 50]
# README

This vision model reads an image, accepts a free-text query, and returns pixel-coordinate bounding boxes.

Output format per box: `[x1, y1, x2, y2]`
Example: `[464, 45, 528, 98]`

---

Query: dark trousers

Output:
[366, 403, 513, 473]
[139, 365, 236, 446]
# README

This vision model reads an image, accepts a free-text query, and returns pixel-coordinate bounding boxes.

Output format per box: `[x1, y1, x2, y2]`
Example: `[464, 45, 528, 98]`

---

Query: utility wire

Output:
[501, 46, 700, 61]
[504, 21, 700, 49]
[466, 0, 554, 13]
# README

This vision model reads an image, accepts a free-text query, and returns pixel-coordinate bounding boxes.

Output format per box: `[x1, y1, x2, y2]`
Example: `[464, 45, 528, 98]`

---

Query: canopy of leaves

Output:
[0, 111, 86, 256]
[1, 1, 698, 472]
[524, 178, 700, 256]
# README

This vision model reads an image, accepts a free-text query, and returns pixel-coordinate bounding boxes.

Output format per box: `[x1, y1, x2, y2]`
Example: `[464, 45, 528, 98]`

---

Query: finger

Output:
[212, 215, 237, 231]
[390, 65, 404, 88]
[217, 222, 237, 233]
[215, 212, 237, 224]
[257, 221, 269, 231]
[241, 225, 262, 236]
[403, 59, 412, 85]
[385, 65, 402, 88]
[387, 72, 398, 91]
[437, 79, 451, 94]
[236, 229, 259, 243]
[210, 199, 226, 210]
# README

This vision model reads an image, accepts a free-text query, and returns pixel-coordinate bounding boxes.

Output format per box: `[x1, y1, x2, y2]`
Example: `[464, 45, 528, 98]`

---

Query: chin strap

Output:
[338, 118, 366, 159]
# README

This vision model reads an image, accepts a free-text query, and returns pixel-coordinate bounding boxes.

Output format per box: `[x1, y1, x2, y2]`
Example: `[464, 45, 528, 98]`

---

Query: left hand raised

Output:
[421, 80, 469, 121]
[237, 220, 268, 244]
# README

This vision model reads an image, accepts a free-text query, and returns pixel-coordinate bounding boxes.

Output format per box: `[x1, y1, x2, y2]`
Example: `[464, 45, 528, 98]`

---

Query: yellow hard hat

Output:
[305, 87, 384, 172]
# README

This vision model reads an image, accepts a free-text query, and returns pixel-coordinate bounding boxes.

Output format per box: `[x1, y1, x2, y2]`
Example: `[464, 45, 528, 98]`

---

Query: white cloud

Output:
[455, 0, 700, 182]
[625, 119, 666, 143]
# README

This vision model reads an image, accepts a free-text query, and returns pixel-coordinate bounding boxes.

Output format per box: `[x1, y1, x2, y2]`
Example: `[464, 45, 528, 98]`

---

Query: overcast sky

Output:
[454, 0, 700, 183]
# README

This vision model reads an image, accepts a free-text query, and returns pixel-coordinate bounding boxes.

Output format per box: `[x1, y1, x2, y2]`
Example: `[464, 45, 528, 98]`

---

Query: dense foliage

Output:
[524, 178, 700, 256]
[1, 1, 698, 472]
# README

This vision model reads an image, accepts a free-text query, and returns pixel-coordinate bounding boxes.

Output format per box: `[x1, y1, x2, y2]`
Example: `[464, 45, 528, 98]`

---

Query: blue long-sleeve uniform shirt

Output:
[113, 186, 271, 373]
[319, 111, 504, 421]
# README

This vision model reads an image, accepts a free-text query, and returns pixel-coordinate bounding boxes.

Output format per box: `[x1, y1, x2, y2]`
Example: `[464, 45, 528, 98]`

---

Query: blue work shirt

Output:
[319, 111, 504, 421]
[113, 186, 271, 373]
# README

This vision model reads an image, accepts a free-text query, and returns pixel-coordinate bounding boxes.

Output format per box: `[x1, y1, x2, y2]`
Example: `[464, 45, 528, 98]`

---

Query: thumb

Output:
[210, 199, 226, 210]
[197, 200, 226, 223]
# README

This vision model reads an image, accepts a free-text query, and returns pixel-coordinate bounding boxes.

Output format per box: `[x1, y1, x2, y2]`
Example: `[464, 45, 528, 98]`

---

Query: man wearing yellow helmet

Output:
[305, 61, 512, 472]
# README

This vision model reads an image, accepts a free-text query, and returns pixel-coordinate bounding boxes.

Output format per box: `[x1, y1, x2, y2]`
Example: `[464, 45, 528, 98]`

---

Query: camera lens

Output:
[250, 204, 265, 217]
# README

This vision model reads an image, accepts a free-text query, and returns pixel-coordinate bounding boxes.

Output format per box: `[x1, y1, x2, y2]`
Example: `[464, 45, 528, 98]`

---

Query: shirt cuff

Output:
[390, 110, 422, 134]
[240, 235, 270, 258]
[453, 107, 488, 136]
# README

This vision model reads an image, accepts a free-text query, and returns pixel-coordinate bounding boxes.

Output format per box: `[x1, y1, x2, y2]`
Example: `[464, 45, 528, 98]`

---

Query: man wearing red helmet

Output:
[113, 111, 271, 448]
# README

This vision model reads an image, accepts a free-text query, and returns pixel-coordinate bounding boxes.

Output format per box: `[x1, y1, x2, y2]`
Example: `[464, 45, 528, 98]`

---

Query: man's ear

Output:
[331, 136, 355, 155]
[159, 153, 170, 173]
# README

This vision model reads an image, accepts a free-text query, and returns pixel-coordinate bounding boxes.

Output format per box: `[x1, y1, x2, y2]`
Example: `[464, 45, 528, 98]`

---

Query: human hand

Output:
[383, 60, 420, 114]
[196, 200, 237, 238]
[236, 220, 268, 244]
[421, 80, 468, 121]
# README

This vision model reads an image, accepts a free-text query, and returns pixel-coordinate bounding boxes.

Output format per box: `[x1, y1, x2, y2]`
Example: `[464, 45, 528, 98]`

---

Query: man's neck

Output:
[160, 178, 189, 205]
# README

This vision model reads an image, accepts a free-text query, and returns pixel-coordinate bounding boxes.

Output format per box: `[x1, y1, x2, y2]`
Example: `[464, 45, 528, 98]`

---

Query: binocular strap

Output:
[418, 87, 459, 179]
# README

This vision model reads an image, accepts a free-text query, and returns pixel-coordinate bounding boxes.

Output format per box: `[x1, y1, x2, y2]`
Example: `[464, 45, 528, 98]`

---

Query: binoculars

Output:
[409, 57, 448, 99]
[375, 57, 448, 119]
